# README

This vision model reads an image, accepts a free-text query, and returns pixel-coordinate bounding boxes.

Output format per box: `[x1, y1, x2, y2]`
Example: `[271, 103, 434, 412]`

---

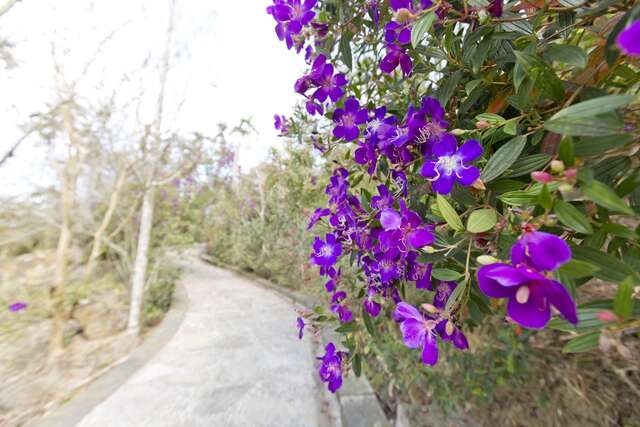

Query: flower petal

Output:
[431, 173, 455, 195]
[456, 165, 480, 185]
[380, 208, 402, 230]
[394, 301, 423, 322]
[511, 231, 571, 271]
[420, 160, 437, 178]
[400, 319, 426, 349]
[407, 228, 434, 249]
[477, 264, 522, 298]
[545, 280, 578, 325]
[457, 139, 483, 162]
[422, 333, 439, 365]
[506, 290, 551, 329]
[432, 133, 457, 157]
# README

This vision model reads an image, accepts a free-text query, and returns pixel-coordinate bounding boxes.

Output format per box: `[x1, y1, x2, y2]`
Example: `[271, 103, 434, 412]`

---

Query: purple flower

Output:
[331, 291, 354, 323]
[394, 302, 440, 365]
[368, 0, 380, 29]
[410, 97, 449, 146]
[477, 231, 578, 329]
[617, 19, 640, 57]
[307, 207, 330, 230]
[311, 233, 342, 268]
[363, 287, 382, 317]
[333, 98, 368, 142]
[487, 0, 503, 17]
[311, 57, 348, 103]
[269, 0, 317, 35]
[9, 302, 27, 312]
[274, 114, 289, 135]
[318, 342, 347, 392]
[406, 252, 432, 289]
[297, 316, 305, 339]
[379, 200, 434, 252]
[420, 135, 483, 195]
[380, 44, 412, 76]
[370, 184, 394, 210]
[433, 281, 456, 310]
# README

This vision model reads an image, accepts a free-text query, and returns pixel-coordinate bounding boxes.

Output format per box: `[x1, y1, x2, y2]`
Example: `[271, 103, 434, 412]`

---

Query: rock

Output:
[73, 293, 127, 340]
[395, 403, 411, 427]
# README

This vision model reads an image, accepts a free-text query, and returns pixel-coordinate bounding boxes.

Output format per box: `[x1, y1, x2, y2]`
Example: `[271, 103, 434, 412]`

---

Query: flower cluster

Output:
[271, 0, 585, 394]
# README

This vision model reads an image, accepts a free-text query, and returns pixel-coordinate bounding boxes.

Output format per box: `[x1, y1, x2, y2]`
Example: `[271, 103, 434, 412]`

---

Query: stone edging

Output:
[199, 253, 390, 427]
[35, 273, 189, 427]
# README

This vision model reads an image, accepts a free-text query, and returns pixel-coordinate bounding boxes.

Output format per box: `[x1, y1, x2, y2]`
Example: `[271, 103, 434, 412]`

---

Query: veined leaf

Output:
[562, 331, 600, 353]
[436, 194, 464, 232]
[550, 94, 635, 120]
[432, 268, 462, 281]
[614, 276, 635, 319]
[543, 44, 587, 69]
[558, 259, 599, 279]
[572, 245, 636, 284]
[467, 208, 498, 233]
[504, 154, 551, 178]
[554, 200, 593, 234]
[411, 12, 436, 49]
[582, 179, 634, 215]
[481, 135, 527, 183]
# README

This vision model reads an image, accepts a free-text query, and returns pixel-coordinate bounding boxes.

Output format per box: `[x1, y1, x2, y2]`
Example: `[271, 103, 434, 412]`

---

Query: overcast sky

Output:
[0, 0, 305, 197]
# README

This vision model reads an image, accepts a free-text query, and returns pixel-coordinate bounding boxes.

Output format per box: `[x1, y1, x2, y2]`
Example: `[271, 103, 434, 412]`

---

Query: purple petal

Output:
[328, 377, 342, 393]
[617, 20, 640, 56]
[400, 319, 426, 348]
[420, 160, 437, 178]
[433, 134, 457, 157]
[457, 139, 483, 163]
[399, 53, 412, 76]
[477, 264, 522, 298]
[506, 289, 551, 329]
[380, 208, 402, 230]
[345, 98, 359, 112]
[456, 166, 480, 185]
[511, 231, 571, 271]
[422, 333, 439, 365]
[431, 174, 455, 195]
[545, 280, 578, 325]
[394, 301, 423, 322]
[407, 228, 434, 249]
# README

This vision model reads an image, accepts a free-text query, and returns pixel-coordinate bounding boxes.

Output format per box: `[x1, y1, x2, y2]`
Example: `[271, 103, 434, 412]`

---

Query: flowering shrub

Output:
[267, 0, 640, 408]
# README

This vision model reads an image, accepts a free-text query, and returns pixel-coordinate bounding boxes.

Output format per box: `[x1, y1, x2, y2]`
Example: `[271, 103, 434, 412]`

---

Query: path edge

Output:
[199, 253, 391, 427]
[35, 270, 189, 427]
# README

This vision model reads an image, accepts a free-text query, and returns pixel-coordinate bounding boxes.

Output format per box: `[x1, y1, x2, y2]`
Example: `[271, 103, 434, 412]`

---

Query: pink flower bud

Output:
[564, 168, 577, 179]
[596, 310, 618, 323]
[531, 171, 553, 183]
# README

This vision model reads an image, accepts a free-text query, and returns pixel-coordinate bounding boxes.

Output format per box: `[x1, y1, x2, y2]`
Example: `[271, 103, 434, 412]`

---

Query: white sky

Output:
[0, 0, 305, 197]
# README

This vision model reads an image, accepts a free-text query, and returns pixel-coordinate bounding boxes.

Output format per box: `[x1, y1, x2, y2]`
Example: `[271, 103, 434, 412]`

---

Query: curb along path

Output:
[74, 254, 329, 427]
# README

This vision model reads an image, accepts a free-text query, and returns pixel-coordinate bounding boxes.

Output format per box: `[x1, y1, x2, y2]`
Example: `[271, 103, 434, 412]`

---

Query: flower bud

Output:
[478, 9, 489, 24]
[550, 160, 565, 173]
[475, 119, 490, 129]
[422, 246, 435, 254]
[450, 128, 467, 136]
[559, 183, 574, 193]
[471, 178, 486, 191]
[394, 8, 414, 23]
[563, 168, 577, 179]
[531, 171, 553, 183]
[476, 255, 499, 265]
[421, 303, 439, 314]
[596, 310, 618, 323]
[544, 217, 557, 227]
[445, 320, 455, 336]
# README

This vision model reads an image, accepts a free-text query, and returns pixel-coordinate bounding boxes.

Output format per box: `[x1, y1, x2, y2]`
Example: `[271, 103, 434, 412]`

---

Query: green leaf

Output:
[554, 200, 593, 234]
[514, 51, 564, 102]
[340, 32, 353, 69]
[436, 194, 464, 232]
[432, 268, 462, 281]
[558, 259, 599, 279]
[572, 245, 636, 284]
[549, 307, 606, 332]
[574, 134, 634, 157]
[363, 310, 378, 337]
[582, 179, 634, 215]
[544, 115, 625, 136]
[543, 44, 587, 69]
[436, 70, 462, 107]
[411, 12, 436, 49]
[481, 135, 527, 183]
[475, 113, 506, 125]
[466, 208, 498, 233]
[614, 276, 634, 319]
[562, 331, 600, 353]
[558, 137, 574, 166]
[499, 182, 561, 206]
[353, 353, 362, 377]
[538, 184, 553, 210]
[444, 281, 466, 314]
[335, 322, 357, 333]
[504, 154, 551, 178]
[602, 223, 637, 240]
[550, 94, 635, 120]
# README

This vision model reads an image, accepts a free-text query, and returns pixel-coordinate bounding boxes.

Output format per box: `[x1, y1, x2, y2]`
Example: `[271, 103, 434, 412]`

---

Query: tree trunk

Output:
[126, 187, 155, 335]
[83, 168, 127, 282]
[50, 101, 79, 354]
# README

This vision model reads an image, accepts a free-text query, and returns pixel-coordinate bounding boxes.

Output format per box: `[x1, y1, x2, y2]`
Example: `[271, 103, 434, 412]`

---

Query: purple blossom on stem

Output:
[420, 135, 483, 195]
[318, 342, 346, 393]
[363, 287, 382, 317]
[273, 114, 289, 135]
[617, 19, 640, 57]
[380, 44, 412, 76]
[307, 207, 330, 230]
[331, 291, 353, 323]
[268, 0, 317, 49]
[9, 302, 27, 312]
[297, 316, 305, 339]
[333, 98, 368, 142]
[477, 231, 578, 329]
[393, 302, 441, 365]
[311, 233, 342, 268]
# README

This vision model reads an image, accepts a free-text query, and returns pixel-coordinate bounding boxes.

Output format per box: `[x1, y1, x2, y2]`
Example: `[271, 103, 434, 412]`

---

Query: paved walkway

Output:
[77, 255, 327, 427]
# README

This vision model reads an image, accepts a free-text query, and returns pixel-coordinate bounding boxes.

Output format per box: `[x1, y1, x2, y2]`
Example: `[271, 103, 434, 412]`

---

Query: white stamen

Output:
[516, 286, 530, 304]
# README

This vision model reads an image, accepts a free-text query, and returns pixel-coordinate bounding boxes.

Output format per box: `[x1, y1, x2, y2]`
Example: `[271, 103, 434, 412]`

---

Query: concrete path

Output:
[76, 255, 328, 427]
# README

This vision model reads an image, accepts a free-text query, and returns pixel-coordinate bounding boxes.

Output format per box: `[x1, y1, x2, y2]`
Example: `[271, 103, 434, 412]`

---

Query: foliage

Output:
[265, 0, 640, 423]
